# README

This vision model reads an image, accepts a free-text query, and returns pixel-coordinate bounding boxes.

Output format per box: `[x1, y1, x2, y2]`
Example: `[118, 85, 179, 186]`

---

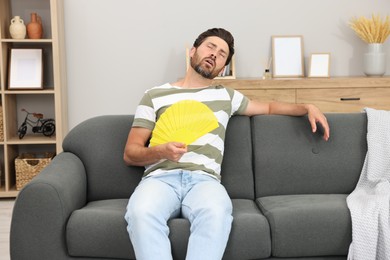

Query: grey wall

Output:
[64, 0, 390, 130]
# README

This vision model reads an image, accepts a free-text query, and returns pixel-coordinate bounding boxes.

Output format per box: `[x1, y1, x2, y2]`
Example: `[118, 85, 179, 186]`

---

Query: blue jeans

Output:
[124, 170, 233, 260]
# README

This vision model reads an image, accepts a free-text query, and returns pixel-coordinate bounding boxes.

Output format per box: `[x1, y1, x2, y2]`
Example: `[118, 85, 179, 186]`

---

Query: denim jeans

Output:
[124, 170, 233, 260]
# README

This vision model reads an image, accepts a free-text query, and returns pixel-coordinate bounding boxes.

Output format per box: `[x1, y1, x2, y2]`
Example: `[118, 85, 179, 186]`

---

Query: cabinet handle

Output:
[340, 97, 360, 101]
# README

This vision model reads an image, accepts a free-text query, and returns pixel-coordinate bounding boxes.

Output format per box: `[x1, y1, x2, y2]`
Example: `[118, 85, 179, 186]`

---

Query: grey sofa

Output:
[10, 113, 367, 260]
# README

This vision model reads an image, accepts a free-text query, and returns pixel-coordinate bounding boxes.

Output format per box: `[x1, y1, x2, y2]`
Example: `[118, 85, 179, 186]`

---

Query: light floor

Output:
[0, 199, 13, 260]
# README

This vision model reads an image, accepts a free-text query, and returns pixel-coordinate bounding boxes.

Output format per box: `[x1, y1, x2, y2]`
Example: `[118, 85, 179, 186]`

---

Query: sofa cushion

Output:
[66, 198, 271, 260]
[252, 114, 367, 197]
[66, 199, 135, 259]
[257, 194, 351, 257]
[63, 115, 144, 201]
[224, 199, 271, 259]
[63, 114, 254, 202]
[168, 199, 272, 260]
[221, 116, 254, 199]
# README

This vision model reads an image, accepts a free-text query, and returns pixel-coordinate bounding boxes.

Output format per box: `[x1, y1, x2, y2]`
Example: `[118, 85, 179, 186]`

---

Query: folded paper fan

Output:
[150, 100, 218, 146]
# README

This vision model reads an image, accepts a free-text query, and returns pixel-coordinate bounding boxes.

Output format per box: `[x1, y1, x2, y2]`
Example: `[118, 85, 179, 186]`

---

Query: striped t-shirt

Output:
[132, 83, 249, 180]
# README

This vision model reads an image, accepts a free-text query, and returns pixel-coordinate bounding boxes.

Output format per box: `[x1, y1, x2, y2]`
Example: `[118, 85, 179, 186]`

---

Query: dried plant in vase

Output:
[349, 14, 389, 76]
[349, 14, 390, 43]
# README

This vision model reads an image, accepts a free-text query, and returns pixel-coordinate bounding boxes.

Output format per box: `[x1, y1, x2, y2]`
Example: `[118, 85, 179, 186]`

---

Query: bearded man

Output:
[123, 28, 330, 260]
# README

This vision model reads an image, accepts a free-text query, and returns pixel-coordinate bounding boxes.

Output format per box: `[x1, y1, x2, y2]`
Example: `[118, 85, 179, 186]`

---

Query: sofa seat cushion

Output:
[66, 199, 135, 259]
[66, 198, 271, 260]
[224, 199, 271, 259]
[169, 199, 272, 260]
[257, 194, 351, 258]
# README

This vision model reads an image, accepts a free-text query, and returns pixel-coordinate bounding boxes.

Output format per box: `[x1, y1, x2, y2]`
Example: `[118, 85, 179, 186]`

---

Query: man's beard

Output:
[193, 64, 213, 79]
[190, 52, 221, 79]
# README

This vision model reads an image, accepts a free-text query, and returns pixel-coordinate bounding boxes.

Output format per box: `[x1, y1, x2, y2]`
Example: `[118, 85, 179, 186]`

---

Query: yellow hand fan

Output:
[150, 100, 219, 146]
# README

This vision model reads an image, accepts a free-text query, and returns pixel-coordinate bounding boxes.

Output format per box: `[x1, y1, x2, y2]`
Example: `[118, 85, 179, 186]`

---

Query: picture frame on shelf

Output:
[272, 35, 304, 78]
[308, 53, 331, 78]
[186, 47, 236, 79]
[8, 48, 43, 89]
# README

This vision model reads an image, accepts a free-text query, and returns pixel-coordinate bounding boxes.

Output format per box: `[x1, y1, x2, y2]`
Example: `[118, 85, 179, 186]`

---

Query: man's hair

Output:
[193, 28, 235, 66]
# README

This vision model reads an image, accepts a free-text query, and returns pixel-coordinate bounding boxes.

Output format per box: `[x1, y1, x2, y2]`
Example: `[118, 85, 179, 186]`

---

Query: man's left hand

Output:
[306, 104, 330, 141]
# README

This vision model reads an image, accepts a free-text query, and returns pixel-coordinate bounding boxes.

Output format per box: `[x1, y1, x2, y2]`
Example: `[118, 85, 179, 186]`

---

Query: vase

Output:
[27, 12, 43, 39]
[363, 43, 386, 77]
[9, 16, 26, 39]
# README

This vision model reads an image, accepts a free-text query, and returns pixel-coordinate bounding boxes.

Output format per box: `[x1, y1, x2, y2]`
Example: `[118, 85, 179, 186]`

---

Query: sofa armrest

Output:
[10, 152, 87, 260]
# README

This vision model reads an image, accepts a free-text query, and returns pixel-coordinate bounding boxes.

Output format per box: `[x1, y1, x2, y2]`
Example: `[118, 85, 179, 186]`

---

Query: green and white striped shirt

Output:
[132, 83, 249, 180]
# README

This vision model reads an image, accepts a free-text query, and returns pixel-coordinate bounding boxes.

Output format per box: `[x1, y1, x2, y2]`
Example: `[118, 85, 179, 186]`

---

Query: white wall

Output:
[64, 0, 390, 130]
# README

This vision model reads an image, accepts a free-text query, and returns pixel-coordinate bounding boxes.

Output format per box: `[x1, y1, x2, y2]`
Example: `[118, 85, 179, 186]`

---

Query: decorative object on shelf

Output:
[8, 48, 43, 89]
[15, 152, 55, 190]
[363, 43, 386, 77]
[262, 57, 273, 79]
[272, 35, 304, 78]
[262, 69, 272, 80]
[150, 100, 219, 147]
[308, 53, 331, 78]
[349, 14, 390, 77]
[26, 12, 43, 39]
[17, 108, 55, 139]
[9, 16, 26, 39]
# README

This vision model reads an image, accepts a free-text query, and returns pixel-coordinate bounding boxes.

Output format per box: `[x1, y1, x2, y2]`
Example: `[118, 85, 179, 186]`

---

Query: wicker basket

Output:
[15, 152, 55, 190]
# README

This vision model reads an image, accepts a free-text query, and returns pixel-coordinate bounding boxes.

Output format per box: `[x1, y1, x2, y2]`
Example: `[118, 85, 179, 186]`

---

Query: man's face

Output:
[190, 36, 229, 79]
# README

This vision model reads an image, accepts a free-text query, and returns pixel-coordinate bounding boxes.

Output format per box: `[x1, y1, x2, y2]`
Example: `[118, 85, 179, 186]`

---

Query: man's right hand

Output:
[124, 127, 188, 166]
[159, 142, 187, 162]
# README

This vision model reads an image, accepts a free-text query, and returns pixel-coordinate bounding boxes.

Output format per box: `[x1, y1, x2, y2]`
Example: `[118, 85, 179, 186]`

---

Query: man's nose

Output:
[210, 54, 216, 60]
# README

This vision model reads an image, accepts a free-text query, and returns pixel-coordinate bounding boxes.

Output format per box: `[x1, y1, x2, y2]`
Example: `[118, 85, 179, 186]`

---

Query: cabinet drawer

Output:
[240, 89, 295, 103]
[297, 88, 390, 112]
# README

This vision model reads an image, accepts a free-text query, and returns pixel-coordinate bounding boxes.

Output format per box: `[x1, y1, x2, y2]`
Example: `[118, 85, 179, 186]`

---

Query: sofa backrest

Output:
[63, 113, 365, 201]
[252, 113, 367, 197]
[62, 114, 255, 201]
[63, 115, 144, 201]
[221, 116, 254, 199]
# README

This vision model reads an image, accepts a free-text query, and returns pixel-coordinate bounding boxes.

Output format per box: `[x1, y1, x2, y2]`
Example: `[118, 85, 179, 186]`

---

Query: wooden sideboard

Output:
[212, 77, 390, 113]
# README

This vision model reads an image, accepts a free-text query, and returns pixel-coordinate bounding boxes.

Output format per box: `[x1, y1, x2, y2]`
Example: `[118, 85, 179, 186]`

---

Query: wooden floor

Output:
[0, 199, 13, 260]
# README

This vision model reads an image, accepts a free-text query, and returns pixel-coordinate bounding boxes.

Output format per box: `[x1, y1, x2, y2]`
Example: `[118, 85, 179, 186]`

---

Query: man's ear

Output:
[189, 47, 196, 58]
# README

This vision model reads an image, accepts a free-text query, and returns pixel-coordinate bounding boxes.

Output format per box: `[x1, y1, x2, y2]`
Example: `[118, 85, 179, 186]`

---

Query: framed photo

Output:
[185, 47, 236, 79]
[272, 36, 304, 78]
[308, 53, 330, 78]
[8, 48, 43, 89]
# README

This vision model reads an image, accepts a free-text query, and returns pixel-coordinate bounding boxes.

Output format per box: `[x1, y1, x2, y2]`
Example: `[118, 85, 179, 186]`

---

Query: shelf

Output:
[0, 188, 18, 198]
[7, 135, 57, 145]
[4, 89, 55, 94]
[1, 39, 52, 43]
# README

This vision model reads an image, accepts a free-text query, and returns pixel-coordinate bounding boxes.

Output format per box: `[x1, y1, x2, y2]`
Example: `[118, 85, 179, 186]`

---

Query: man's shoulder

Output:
[146, 83, 172, 92]
[143, 83, 177, 98]
[211, 84, 233, 91]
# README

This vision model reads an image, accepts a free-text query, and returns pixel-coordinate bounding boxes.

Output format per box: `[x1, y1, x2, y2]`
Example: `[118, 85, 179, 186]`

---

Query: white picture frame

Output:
[8, 48, 43, 89]
[272, 35, 304, 78]
[308, 53, 330, 78]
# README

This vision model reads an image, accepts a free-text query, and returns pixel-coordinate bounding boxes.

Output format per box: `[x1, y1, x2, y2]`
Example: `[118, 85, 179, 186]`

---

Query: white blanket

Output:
[346, 108, 390, 260]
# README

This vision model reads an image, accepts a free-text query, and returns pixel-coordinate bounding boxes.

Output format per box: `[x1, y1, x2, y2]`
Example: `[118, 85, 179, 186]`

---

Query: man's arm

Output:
[123, 127, 187, 166]
[243, 100, 330, 141]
